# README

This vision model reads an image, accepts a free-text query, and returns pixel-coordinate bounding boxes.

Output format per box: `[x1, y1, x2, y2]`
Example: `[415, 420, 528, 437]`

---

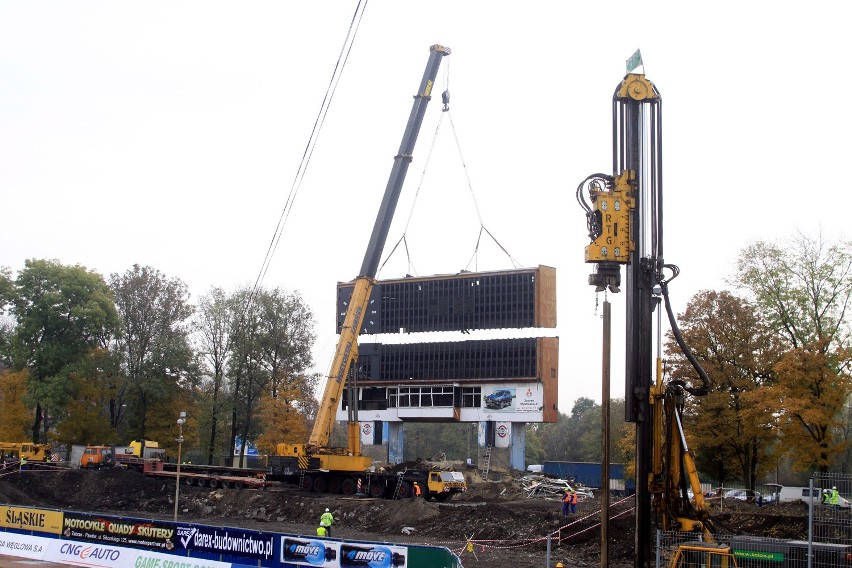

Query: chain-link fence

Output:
[657, 530, 852, 568]
[812, 473, 852, 547]
[657, 475, 852, 568]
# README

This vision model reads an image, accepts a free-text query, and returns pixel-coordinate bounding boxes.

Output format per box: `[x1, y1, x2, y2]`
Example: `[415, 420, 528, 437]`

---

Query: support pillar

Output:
[387, 422, 404, 464]
[510, 424, 526, 471]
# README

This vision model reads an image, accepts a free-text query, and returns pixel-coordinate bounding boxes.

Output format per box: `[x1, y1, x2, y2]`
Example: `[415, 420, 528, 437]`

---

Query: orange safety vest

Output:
[569, 493, 577, 504]
[414, 484, 422, 497]
[563, 492, 571, 503]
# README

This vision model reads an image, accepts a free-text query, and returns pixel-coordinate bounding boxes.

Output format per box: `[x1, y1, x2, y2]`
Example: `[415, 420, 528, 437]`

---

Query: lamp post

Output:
[173, 411, 186, 522]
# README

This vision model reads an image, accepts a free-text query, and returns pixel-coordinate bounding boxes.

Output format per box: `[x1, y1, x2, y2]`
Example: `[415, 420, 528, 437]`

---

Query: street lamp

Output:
[173, 411, 186, 522]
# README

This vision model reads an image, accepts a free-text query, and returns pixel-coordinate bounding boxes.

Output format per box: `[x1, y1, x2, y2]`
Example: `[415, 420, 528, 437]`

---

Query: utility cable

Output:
[380, 80, 522, 275]
[240, 0, 368, 325]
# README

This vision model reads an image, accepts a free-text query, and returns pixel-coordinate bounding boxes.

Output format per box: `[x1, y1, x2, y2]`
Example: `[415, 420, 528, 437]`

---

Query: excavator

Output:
[578, 68, 734, 568]
[270, 44, 465, 501]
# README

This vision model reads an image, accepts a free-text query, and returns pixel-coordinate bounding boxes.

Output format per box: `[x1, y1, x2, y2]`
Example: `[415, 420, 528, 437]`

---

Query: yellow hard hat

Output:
[555, 563, 564, 567]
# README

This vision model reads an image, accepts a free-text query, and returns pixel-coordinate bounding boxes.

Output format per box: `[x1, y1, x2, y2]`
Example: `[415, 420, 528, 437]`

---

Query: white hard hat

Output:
[833, 486, 837, 490]
[325, 508, 329, 512]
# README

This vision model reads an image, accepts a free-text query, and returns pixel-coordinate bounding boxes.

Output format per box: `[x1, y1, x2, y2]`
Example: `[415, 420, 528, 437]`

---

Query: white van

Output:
[765, 483, 823, 505]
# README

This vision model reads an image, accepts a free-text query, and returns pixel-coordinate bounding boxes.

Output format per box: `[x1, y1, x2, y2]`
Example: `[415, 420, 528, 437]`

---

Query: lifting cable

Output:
[239, 0, 369, 323]
[379, 62, 521, 276]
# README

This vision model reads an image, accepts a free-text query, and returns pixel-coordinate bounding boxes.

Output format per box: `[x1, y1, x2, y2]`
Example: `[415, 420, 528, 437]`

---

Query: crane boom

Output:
[293, 45, 450, 465]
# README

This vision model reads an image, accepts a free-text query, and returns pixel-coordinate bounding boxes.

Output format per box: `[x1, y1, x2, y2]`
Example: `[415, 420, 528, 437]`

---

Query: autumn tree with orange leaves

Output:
[0, 369, 31, 441]
[667, 290, 783, 490]
[737, 232, 852, 472]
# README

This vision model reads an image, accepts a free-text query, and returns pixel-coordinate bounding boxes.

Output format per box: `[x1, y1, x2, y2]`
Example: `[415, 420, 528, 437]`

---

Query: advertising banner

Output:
[514, 385, 543, 413]
[0, 505, 63, 534]
[44, 539, 125, 567]
[280, 536, 408, 567]
[41, 537, 234, 568]
[62, 511, 176, 551]
[176, 524, 274, 561]
[121, 546, 234, 568]
[0, 532, 48, 560]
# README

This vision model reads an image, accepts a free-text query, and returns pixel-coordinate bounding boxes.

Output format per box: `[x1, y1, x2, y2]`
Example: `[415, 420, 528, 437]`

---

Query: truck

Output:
[269, 44, 465, 501]
[0, 442, 52, 462]
[79, 440, 267, 488]
[80, 440, 164, 470]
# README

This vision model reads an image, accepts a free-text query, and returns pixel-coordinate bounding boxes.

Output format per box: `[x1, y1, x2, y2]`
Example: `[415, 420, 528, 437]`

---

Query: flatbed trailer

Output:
[160, 462, 268, 478]
[268, 457, 466, 500]
[142, 461, 267, 489]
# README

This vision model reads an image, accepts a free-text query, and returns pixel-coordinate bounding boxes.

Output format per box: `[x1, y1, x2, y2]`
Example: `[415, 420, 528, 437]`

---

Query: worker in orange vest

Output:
[569, 489, 578, 514]
[413, 481, 422, 498]
[562, 489, 571, 515]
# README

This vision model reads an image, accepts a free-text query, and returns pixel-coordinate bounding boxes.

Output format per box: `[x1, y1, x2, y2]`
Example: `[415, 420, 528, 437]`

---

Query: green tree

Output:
[109, 264, 195, 441]
[10, 259, 118, 442]
[228, 287, 316, 466]
[736, 233, 852, 472]
[0, 266, 14, 368]
[194, 287, 236, 464]
[53, 351, 117, 445]
[667, 290, 782, 490]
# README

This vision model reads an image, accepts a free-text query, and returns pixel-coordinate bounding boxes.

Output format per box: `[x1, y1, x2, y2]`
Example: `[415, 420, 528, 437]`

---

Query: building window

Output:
[391, 386, 456, 408]
[461, 387, 481, 408]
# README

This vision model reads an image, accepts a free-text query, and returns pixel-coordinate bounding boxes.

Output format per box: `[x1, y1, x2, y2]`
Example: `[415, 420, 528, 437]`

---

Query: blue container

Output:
[541, 461, 634, 491]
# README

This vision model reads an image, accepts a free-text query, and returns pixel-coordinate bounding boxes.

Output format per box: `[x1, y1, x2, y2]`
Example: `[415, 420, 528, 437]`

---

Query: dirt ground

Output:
[0, 466, 809, 568]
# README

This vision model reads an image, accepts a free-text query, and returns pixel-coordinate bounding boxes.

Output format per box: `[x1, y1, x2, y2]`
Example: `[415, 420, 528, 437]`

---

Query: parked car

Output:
[484, 389, 514, 409]
[724, 489, 762, 501]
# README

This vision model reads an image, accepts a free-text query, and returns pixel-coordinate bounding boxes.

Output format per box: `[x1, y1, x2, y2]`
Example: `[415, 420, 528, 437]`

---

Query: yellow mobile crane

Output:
[270, 45, 465, 501]
[578, 70, 725, 567]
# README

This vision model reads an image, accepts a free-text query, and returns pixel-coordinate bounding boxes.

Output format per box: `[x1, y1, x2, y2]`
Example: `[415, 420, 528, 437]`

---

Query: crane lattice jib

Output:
[308, 45, 450, 451]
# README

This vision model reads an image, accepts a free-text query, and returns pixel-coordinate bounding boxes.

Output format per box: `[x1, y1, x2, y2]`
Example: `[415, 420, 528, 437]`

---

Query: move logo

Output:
[347, 549, 388, 563]
[59, 542, 121, 562]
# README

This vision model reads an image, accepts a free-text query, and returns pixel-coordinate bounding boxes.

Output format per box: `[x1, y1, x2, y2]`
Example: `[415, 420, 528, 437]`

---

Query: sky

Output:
[2, 2, 850, 414]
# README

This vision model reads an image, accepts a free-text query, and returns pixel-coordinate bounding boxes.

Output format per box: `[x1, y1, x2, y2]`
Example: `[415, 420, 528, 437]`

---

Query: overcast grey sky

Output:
[2, 2, 849, 412]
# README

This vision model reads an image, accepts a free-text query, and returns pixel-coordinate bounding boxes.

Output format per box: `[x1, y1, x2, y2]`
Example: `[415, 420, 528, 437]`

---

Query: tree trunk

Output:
[207, 371, 222, 465]
[32, 402, 42, 444]
[42, 405, 49, 444]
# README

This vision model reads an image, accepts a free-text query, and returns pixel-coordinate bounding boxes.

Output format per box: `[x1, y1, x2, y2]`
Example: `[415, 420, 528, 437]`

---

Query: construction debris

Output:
[520, 474, 595, 499]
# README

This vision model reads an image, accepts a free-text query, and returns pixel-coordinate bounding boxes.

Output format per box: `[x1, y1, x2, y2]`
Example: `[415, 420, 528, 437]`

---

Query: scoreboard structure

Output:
[333, 266, 558, 467]
[336, 266, 556, 335]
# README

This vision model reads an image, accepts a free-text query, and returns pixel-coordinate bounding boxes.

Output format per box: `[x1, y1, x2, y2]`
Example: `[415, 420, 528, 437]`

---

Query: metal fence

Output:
[812, 473, 852, 547]
[657, 531, 852, 568]
[657, 474, 852, 568]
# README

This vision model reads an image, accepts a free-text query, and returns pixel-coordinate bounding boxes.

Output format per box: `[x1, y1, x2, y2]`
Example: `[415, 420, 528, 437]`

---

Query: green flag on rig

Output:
[626, 49, 643, 73]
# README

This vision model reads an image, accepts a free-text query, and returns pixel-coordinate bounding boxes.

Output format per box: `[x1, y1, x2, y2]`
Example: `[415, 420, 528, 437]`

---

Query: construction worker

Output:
[822, 489, 830, 505]
[830, 486, 840, 509]
[19, 456, 27, 471]
[316, 525, 327, 537]
[569, 489, 578, 515]
[562, 489, 571, 515]
[320, 508, 334, 537]
[413, 482, 422, 498]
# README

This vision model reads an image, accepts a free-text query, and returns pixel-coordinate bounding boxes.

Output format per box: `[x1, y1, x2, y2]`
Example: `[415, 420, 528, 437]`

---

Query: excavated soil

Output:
[0, 467, 809, 568]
